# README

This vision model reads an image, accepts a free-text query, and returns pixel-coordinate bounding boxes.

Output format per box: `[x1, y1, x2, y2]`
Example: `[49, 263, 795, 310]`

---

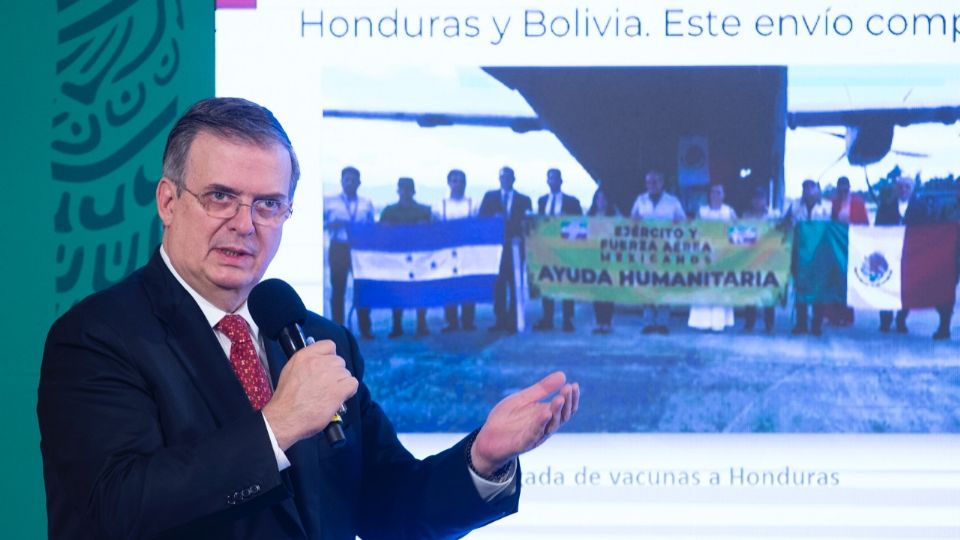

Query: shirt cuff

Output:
[468, 459, 517, 502]
[262, 412, 291, 471]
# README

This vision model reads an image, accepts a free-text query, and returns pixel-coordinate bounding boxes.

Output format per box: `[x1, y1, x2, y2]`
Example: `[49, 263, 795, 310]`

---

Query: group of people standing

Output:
[788, 174, 956, 341]
[324, 165, 534, 338]
[624, 171, 761, 335]
[325, 165, 956, 341]
[325, 167, 465, 339]
[324, 165, 616, 337]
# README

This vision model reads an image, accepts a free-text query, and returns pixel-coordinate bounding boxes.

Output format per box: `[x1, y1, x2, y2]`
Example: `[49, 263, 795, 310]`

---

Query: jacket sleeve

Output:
[325, 325, 520, 539]
[571, 197, 583, 216]
[478, 192, 497, 217]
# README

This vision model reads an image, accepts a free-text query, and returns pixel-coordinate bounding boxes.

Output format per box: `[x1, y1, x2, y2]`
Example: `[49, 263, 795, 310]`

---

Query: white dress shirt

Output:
[630, 192, 686, 220]
[786, 198, 832, 222]
[500, 189, 515, 215]
[324, 193, 375, 242]
[435, 197, 475, 220]
[545, 193, 564, 216]
[160, 246, 292, 470]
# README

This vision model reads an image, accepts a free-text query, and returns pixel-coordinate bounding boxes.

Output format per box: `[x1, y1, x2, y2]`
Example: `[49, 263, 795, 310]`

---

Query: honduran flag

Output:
[348, 217, 504, 309]
[794, 222, 958, 309]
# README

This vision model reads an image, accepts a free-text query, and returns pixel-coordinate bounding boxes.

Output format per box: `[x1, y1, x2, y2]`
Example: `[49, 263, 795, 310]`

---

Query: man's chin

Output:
[209, 269, 260, 293]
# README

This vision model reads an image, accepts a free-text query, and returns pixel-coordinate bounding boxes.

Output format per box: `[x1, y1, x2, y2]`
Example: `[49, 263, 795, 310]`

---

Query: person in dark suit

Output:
[877, 176, 958, 340]
[379, 177, 433, 338]
[533, 168, 583, 332]
[37, 98, 579, 540]
[478, 166, 533, 333]
[875, 175, 922, 333]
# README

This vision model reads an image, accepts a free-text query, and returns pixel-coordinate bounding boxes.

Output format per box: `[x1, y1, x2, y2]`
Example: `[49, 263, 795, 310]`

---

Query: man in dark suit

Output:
[876, 175, 957, 340]
[875, 175, 923, 334]
[534, 169, 583, 332]
[37, 98, 579, 540]
[478, 167, 533, 333]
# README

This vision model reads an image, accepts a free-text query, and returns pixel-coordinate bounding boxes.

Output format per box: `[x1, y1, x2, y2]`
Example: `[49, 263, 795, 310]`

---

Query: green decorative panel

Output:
[52, 0, 213, 311]
[0, 1, 212, 536]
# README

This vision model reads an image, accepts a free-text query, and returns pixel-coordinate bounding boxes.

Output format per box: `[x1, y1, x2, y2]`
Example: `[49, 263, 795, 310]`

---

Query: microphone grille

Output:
[248, 278, 307, 340]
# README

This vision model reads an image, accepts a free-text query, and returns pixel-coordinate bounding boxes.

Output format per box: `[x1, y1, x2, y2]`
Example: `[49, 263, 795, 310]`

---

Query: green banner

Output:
[794, 221, 848, 304]
[526, 217, 791, 306]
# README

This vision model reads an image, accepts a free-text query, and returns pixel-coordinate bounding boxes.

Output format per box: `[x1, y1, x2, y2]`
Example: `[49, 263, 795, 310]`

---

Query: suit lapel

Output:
[141, 251, 253, 426]
[143, 252, 309, 537]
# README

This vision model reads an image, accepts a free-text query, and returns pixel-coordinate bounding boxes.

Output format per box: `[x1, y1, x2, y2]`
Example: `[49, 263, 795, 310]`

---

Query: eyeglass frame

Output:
[179, 184, 293, 226]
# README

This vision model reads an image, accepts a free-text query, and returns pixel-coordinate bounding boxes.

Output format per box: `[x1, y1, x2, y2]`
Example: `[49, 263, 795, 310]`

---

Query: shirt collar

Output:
[159, 246, 261, 340]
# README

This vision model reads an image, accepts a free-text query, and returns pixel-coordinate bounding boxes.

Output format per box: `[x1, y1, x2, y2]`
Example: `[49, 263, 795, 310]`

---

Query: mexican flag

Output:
[794, 222, 957, 309]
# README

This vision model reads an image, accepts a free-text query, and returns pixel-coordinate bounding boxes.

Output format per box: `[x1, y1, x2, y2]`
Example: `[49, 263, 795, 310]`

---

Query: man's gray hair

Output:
[161, 97, 301, 198]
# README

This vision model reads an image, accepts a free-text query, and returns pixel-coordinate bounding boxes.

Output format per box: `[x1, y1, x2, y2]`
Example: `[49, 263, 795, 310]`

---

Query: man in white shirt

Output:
[630, 170, 686, 334]
[435, 169, 475, 221]
[788, 179, 831, 336]
[435, 169, 478, 332]
[784, 179, 832, 223]
[630, 170, 686, 223]
[323, 166, 375, 339]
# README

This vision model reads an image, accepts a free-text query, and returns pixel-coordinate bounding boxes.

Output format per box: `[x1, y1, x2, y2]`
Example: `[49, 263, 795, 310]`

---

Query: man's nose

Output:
[227, 202, 257, 234]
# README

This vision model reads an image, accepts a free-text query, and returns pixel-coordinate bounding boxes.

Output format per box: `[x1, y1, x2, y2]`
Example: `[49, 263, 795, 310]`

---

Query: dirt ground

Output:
[354, 302, 959, 433]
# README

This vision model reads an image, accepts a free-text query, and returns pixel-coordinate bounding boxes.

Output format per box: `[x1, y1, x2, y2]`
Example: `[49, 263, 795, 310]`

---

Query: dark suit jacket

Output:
[478, 189, 532, 238]
[536, 193, 583, 217]
[38, 251, 519, 540]
[876, 195, 929, 226]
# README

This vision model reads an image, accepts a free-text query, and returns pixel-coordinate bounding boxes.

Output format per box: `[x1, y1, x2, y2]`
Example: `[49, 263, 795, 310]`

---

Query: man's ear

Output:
[156, 177, 178, 227]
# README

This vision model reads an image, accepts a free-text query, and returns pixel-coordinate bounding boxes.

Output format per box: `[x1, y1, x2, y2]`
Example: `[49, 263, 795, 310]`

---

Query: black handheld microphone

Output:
[249, 278, 347, 448]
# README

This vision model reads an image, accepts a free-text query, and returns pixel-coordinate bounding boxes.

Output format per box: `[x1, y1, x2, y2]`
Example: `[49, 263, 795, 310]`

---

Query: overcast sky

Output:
[315, 65, 958, 208]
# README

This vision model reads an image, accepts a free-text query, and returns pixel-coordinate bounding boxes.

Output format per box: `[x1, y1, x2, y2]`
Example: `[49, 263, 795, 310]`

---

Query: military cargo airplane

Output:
[324, 67, 960, 212]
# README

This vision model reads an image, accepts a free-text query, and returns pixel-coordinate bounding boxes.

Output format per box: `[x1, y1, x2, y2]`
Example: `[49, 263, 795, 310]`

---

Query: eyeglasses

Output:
[181, 186, 292, 226]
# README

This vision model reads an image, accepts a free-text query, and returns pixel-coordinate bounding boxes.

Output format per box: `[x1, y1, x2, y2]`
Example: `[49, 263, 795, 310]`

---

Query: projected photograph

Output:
[318, 65, 960, 434]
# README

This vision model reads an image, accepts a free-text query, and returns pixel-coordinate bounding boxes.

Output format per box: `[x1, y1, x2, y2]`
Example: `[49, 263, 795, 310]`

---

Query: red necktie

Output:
[216, 314, 273, 410]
